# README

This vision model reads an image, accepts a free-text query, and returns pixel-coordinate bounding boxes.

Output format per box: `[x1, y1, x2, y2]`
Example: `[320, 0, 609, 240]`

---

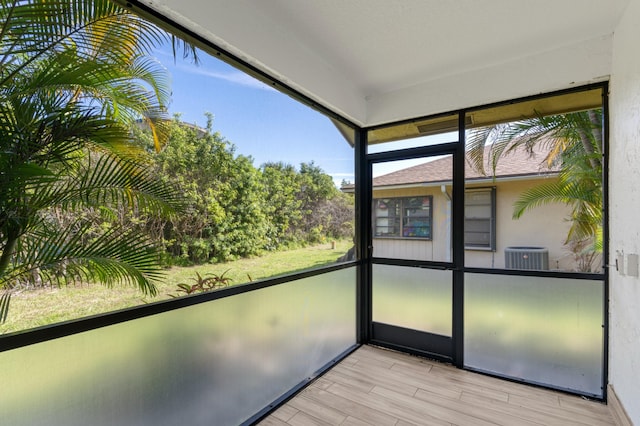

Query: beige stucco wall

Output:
[609, 0, 640, 422]
[373, 177, 588, 271]
[468, 180, 575, 270]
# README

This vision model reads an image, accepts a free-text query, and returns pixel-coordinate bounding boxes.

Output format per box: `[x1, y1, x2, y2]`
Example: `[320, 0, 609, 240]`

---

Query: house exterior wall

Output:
[372, 178, 581, 271]
[468, 180, 575, 271]
[372, 187, 447, 262]
[609, 0, 640, 422]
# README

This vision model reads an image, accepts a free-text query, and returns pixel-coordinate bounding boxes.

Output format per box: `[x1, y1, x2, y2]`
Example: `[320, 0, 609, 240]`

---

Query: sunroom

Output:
[2, 1, 639, 425]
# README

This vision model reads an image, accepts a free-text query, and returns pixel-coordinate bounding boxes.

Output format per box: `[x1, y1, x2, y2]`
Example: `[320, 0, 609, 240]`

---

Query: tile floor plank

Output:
[259, 346, 614, 426]
[259, 416, 290, 426]
[328, 382, 451, 426]
[373, 385, 506, 426]
[508, 394, 611, 426]
[312, 377, 334, 391]
[288, 395, 347, 425]
[300, 386, 398, 426]
[271, 405, 300, 422]
[389, 360, 434, 377]
[322, 368, 376, 393]
[332, 363, 418, 396]
[558, 395, 612, 421]
[340, 416, 375, 426]
[458, 390, 580, 426]
[287, 411, 332, 426]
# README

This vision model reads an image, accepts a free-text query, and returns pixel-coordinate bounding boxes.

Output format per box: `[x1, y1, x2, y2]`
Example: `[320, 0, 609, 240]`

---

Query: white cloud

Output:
[174, 63, 275, 92]
[151, 47, 275, 91]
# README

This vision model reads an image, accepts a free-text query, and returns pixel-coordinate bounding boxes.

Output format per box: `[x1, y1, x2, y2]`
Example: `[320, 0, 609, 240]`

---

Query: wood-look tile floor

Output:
[258, 345, 614, 426]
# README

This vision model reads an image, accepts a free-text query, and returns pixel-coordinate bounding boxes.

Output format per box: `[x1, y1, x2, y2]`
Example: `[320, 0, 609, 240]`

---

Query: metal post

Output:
[452, 111, 466, 368]
[355, 127, 371, 343]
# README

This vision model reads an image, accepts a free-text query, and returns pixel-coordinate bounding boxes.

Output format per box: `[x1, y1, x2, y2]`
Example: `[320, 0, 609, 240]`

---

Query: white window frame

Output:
[464, 187, 496, 251]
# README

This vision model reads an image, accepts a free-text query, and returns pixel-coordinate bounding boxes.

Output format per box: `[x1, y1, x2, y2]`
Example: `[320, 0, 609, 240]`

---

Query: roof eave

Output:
[369, 172, 559, 192]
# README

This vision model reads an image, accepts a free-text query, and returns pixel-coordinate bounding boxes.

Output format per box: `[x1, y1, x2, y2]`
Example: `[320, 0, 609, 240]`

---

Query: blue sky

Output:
[154, 48, 355, 186]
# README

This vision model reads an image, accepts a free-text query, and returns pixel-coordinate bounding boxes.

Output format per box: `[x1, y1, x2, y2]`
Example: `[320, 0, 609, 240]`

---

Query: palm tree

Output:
[467, 110, 603, 271]
[0, 0, 195, 319]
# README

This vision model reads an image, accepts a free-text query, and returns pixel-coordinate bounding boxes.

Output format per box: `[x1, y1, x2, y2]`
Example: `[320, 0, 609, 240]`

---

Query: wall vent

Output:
[505, 247, 549, 270]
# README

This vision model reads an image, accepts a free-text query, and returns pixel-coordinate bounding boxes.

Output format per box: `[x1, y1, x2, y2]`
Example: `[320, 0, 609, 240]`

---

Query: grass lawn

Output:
[0, 239, 353, 335]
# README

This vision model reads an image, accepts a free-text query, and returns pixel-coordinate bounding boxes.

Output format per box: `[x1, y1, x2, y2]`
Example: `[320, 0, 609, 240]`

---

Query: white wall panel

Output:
[609, 0, 640, 421]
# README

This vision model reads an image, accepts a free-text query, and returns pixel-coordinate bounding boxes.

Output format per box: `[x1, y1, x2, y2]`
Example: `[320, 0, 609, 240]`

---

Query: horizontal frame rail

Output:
[0, 261, 356, 352]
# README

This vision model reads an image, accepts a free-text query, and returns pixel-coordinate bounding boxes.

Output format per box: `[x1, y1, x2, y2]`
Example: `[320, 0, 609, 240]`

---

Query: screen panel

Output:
[372, 156, 453, 263]
[373, 264, 451, 336]
[464, 89, 604, 274]
[0, 268, 356, 426]
[464, 273, 604, 396]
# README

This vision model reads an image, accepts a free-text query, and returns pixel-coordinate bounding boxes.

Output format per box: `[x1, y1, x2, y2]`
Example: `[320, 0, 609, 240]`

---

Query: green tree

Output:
[219, 154, 269, 258]
[297, 161, 339, 241]
[150, 114, 270, 263]
[295, 162, 354, 243]
[261, 162, 303, 248]
[467, 109, 603, 270]
[0, 0, 194, 315]
[147, 119, 354, 262]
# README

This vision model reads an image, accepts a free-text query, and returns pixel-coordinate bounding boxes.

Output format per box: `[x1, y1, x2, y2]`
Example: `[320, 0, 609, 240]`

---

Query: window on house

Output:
[465, 188, 496, 250]
[374, 196, 433, 239]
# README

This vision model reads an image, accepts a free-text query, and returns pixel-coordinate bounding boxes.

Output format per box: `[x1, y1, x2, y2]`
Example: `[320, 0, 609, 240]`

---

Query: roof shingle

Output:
[371, 145, 558, 188]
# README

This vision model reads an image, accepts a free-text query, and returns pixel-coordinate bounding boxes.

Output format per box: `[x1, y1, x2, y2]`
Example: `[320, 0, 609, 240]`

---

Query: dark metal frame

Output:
[462, 84, 609, 399]
[363, 124, 464, 365]
[371, 323, 452, 362]
[0, 261, 355, 352]
[355, 128, 371, 343]
[452, 113, 466, 367]
[1, 0, 361, 353]
[1, 5, 367, 423]
[0, 0, 610, 420]
[602, 82, 610, 401]
[362, 84, 609, 396]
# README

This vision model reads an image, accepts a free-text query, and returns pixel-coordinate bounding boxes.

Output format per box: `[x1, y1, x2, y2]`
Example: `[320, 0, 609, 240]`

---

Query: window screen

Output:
[374, 196, 433, 239]
[465, 188, 496, 250]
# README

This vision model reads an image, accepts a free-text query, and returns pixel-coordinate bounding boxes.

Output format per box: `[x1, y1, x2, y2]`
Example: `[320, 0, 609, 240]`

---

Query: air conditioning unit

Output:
[504, 247, 549, 270]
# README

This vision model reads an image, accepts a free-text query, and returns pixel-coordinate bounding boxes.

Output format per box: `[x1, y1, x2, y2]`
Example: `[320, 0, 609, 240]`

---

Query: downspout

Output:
[441, 185, 452, 262]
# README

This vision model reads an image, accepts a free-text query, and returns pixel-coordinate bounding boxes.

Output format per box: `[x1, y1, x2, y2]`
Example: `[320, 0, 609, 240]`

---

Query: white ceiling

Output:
[138, 0, 629, 126]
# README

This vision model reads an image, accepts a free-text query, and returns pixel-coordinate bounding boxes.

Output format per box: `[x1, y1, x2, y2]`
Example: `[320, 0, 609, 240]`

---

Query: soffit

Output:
[134, 0, 628, 126]
[250, 1, 624, 94]
[368, 88, 604, 145]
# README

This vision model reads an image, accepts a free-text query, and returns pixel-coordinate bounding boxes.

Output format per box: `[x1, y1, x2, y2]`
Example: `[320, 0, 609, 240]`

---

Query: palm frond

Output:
[1, 2, 157, 80]
[512, 176, 601, 244]
[2, 222, 162, 295]
[5, 49, 169, 128]
[0, 291, 10, 323]
[592, 227, 603, 253]
[0, 0, 199, 316]
[467, 109, 603, 248]
[67, 152, 184, 215]
[10, 152, 183, 231]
